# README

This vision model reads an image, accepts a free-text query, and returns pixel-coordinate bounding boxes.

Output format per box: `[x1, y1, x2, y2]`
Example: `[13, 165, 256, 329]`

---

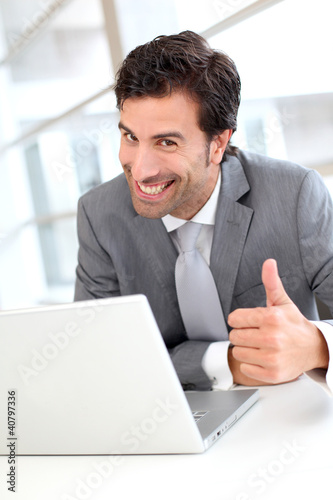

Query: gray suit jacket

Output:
[74, 150, 333, 389]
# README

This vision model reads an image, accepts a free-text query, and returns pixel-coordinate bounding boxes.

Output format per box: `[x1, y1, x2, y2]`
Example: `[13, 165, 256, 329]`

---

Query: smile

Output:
[137, 181, 173, 195]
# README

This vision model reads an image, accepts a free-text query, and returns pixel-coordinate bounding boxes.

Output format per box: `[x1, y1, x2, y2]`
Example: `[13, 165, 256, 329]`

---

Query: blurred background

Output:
[0, 0, 332, 309]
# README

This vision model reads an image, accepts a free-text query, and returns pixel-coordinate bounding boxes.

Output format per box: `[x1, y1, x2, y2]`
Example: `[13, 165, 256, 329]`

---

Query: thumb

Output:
[262, 259, 291, 307]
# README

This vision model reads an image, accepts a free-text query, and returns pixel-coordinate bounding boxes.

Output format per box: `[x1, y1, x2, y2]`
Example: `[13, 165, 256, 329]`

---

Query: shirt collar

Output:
[162, 169, 221, 233]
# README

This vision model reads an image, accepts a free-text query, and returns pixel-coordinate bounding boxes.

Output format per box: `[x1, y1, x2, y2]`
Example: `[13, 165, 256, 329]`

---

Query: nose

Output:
[129, 146, 161, 183]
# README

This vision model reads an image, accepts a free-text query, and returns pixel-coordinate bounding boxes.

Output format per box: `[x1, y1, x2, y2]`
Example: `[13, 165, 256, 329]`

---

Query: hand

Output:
[228, 259, 329, 385]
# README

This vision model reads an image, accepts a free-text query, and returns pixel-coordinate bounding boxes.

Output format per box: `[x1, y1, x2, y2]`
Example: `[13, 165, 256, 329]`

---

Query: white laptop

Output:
[0, 295, 258, 455]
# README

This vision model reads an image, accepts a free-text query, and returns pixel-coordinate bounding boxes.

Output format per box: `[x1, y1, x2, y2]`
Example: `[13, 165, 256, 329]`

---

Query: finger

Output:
[232, 346, 264, 366]
[239, 363, 277, 383]
[262, 259, 291, 307]
[239, 359, 296, 384]
[228, 307, 265, 329]
[229, 328, 267, 348]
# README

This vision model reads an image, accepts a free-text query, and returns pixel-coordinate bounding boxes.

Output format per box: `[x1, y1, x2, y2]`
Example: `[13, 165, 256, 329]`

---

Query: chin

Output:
[132, 200, 168, 219]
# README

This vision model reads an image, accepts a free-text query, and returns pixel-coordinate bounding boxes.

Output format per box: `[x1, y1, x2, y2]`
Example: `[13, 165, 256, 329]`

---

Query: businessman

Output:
[74, 31, 332, 392]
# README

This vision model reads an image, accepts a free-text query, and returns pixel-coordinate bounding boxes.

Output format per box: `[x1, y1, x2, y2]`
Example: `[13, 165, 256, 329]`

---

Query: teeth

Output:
[138, 181, 171, 195]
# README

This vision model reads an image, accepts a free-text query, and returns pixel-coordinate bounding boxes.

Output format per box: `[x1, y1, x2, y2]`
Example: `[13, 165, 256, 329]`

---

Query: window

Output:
[0, 0, 332, 308]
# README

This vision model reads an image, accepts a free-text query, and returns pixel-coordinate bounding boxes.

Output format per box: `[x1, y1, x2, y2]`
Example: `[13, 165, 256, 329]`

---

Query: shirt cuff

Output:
[201, 341, 235, 391]
[304, 321, 333, 396]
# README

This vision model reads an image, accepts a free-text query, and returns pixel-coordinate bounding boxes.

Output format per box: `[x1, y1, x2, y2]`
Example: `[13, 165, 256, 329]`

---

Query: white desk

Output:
[1, 375, 332, 500]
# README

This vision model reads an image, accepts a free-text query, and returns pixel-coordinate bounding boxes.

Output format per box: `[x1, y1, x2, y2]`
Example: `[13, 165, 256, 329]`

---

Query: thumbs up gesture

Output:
[228, 259, 329, 386]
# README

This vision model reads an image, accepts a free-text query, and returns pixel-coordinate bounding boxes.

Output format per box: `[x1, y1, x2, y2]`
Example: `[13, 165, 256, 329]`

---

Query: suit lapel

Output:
[210, 156, 253, 322]
[131, 215, 180, 310]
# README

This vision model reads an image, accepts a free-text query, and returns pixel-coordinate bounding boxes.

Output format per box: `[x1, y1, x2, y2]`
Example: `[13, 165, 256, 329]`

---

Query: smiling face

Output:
[118, 92, 231, 220]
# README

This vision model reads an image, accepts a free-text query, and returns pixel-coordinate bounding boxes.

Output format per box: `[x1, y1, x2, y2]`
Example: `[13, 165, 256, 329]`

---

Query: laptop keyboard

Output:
[192, 410, 208, 423]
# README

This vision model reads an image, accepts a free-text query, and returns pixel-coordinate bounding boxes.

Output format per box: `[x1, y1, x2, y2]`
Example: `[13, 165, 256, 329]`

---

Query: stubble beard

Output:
[125, 140, 213, 220]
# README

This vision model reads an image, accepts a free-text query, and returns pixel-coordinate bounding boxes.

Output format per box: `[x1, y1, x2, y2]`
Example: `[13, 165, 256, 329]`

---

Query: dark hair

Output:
[113, 30, 241, 158]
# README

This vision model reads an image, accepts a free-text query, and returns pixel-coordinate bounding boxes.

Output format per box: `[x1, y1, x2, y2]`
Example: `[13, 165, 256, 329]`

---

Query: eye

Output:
[159, 139, 176, 147]
[125, 133, 138, 142]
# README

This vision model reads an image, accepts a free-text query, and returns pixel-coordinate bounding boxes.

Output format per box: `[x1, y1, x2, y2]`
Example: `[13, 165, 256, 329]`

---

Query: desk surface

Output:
[1, 375, 332, 500]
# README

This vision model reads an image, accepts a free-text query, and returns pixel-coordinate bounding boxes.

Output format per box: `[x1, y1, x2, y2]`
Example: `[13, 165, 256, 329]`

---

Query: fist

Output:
[228, 259, 328, 385]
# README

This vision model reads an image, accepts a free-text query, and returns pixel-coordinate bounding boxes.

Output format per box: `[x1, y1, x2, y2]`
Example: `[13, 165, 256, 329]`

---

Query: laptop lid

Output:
[0, 295, 257, 455]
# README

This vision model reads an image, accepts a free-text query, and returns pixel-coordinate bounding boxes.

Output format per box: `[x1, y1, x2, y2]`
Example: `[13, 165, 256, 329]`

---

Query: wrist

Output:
[307, 321, 329, 371]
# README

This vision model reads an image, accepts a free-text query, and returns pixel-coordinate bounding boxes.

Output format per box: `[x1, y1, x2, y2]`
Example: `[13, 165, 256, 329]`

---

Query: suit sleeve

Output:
[297, 170, 333, 393]
[297, 169, 333, 311]
[74, 198, 120, 301]
[168, 340, 213, 391]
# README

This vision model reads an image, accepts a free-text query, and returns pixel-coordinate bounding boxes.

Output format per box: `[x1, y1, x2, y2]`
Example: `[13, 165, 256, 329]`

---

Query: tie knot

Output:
[177, 222, 202, 253]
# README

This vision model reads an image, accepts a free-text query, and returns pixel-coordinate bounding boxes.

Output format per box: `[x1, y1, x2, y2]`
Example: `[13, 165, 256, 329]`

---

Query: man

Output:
[74, 31, 332, 393]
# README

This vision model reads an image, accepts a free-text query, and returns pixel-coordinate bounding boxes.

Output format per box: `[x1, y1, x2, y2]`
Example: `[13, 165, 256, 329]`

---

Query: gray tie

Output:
[175, 222, 228, 341]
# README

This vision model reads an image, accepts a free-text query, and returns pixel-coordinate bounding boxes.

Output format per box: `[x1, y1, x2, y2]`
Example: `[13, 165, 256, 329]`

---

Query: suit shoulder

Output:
[237, 149, 310, 179]
[235, 149, 327, 205]
[79, 173, 127, 202]
[77, 173, 134, 215]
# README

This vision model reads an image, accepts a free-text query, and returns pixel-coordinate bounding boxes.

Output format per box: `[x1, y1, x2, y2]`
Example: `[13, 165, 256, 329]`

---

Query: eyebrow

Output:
[118, 121, 185, 141]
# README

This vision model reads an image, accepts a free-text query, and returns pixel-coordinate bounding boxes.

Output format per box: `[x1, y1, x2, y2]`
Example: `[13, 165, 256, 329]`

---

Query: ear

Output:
[210, 129, 233, 165]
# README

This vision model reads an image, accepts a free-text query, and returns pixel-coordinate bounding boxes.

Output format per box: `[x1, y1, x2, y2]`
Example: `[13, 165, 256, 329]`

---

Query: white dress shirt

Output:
[162, 171, 333, 394]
